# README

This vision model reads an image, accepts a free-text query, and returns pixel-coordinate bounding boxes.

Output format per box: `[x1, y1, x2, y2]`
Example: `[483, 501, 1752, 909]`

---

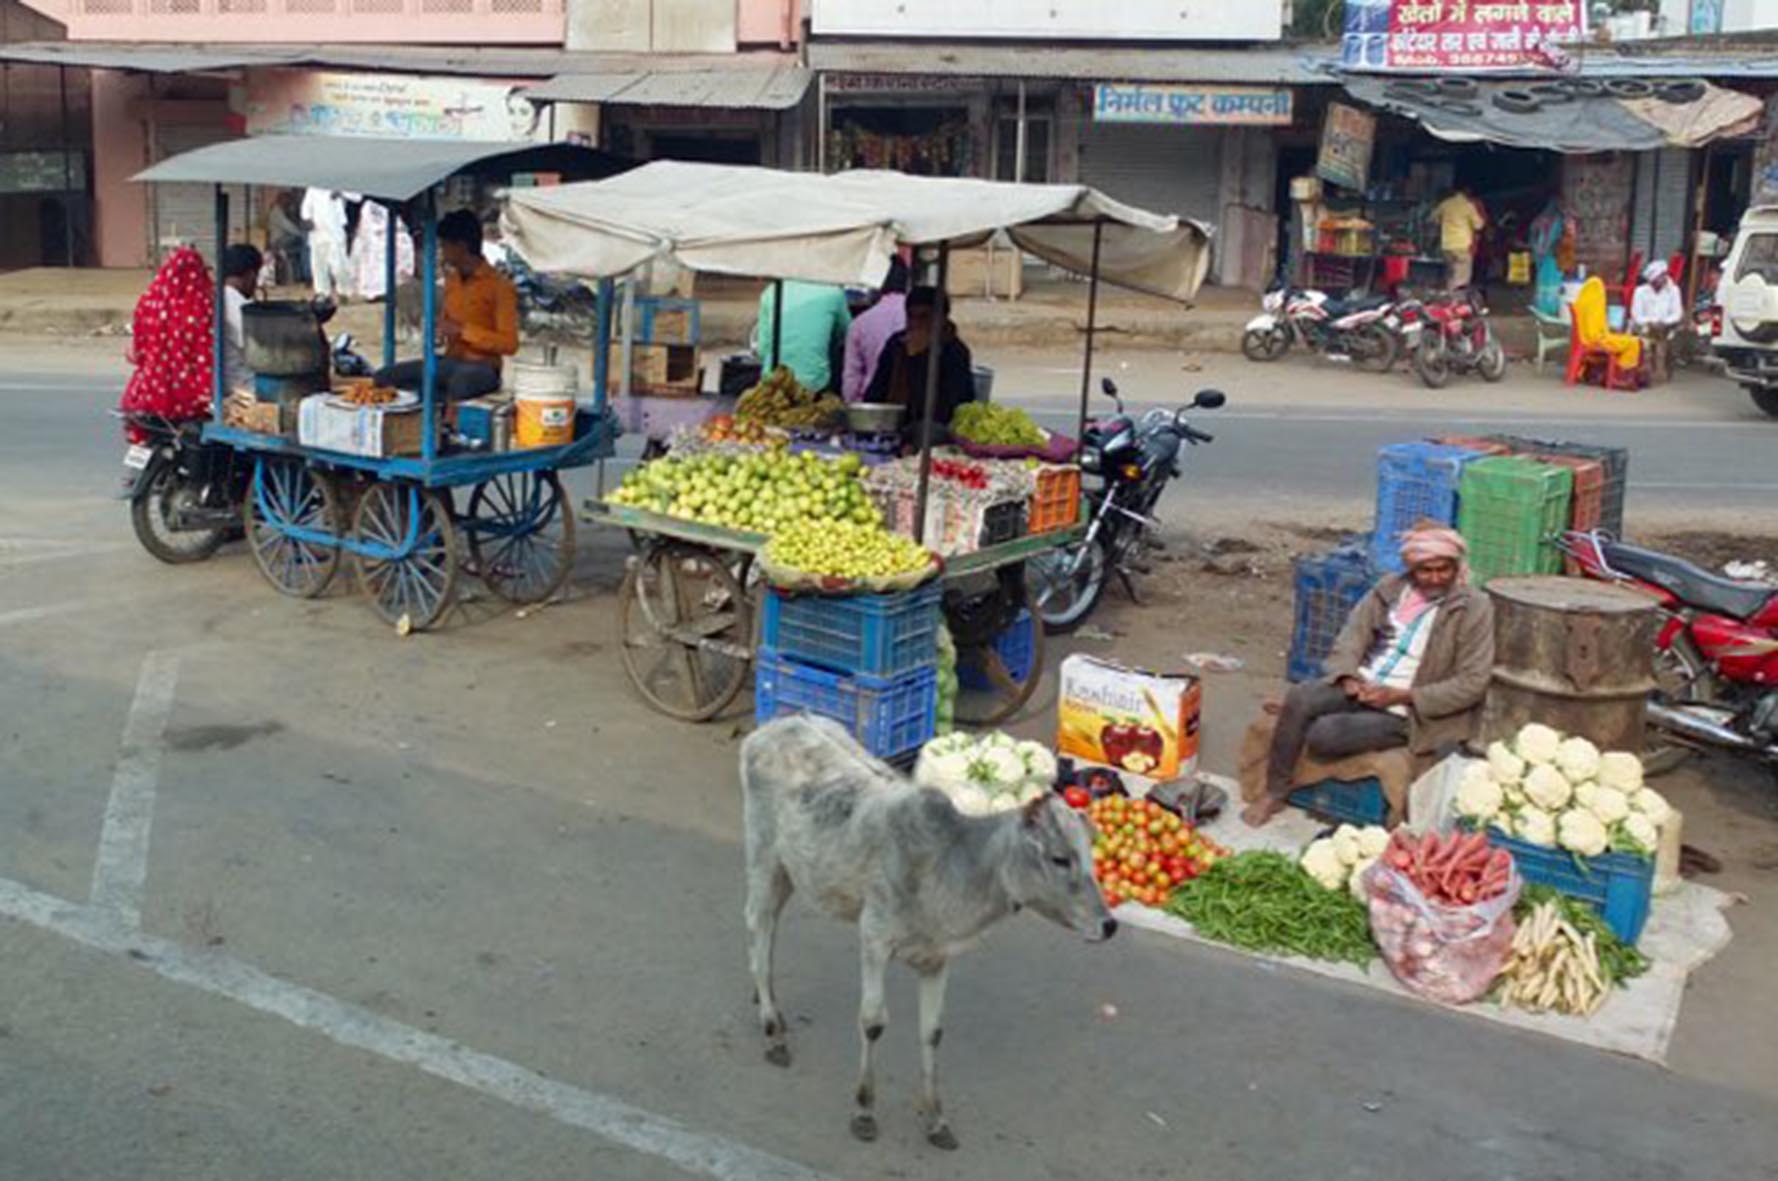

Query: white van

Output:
[1712, 204, 1778, 418]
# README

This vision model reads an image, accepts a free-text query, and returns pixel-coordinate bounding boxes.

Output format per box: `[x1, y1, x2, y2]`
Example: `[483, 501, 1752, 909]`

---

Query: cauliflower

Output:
[1300, 839, 1347, 891]
[1015, 741, 1059, 790]
[1348, 856, 1378, 902]
[1597, 751, 1645, 794]
[1571, 781, 1599, 811]
[1455, 764, 1505, 821]
[1515, 723, 1562, 765]
[1558, 808, 1609, 857]
[1587, 785, 1631, 825]
[968, 746, 1027, 793]
[1631, 787, 1672, 827]
[1331, 825, 1363, 867]
[1522, 764, 1573, 812]
[915, 748, 972, 794]
[1554, 736, 1601, 785]
[1620, 812, 1660, 856]
[1486, 741, 1526, 786]
[1516, 805, 1558, 848]
[1502, 780, 1528, 809]
[952, 785, 993, 816]
[1357, 826, 1391, 859]
[1488, 809, 1517, 837]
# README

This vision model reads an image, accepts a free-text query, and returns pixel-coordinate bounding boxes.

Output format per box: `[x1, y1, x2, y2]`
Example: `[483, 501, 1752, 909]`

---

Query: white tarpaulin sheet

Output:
[502, 161, 1211, 302]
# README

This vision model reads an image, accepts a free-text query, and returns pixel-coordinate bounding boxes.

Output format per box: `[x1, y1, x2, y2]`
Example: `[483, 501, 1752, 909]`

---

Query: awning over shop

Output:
[807, 40, 1338, 85]
[524, 66, 811, 110]
[502, 161, 1211, 302]
[133, 135, 623, 202]
[1340, 76, 1762, 153]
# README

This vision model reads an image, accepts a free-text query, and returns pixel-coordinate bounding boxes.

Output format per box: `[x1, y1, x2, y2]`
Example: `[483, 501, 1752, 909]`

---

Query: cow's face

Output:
[1010, 795, 1116, 942]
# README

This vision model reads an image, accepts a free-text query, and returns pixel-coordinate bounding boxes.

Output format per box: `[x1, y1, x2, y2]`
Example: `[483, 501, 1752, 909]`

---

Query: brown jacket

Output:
[1322, 576, 1495, 756]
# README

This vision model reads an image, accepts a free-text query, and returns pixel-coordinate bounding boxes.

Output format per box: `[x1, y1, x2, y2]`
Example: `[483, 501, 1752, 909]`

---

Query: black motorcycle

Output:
[118, 410, 251, 564]
[1029, 380, 1224, 633]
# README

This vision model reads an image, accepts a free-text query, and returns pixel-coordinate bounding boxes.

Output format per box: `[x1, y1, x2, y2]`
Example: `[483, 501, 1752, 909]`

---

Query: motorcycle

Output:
[1241, 286, 1399, 373]
[1028, 380, 1225, 633]
[1559, 530, 1778, 771]
[1411, 289, 1506, 388]
[118, 410, 251, 564]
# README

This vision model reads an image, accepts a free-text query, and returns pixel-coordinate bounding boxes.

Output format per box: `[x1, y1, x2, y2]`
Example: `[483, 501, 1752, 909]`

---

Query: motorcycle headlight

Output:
[1080, 448, 1102, 474]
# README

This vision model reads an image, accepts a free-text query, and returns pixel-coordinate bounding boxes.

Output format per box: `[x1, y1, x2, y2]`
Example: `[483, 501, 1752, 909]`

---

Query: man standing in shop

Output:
[1434, 185, 1486, 291]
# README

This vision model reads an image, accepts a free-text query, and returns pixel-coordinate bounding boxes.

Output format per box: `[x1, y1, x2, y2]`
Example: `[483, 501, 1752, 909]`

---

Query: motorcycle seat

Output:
[1601, 541, 1776, 620]
[1322, 293, 1390, 319]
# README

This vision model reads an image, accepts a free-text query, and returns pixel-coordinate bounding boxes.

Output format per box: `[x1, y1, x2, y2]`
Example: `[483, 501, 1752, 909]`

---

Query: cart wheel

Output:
[951, 569, 1047, 728]
[617, 543, 752, 721]
[351, 482, 460, 631]
[464, 471, 576, 604]
[244, 455, 342, 598]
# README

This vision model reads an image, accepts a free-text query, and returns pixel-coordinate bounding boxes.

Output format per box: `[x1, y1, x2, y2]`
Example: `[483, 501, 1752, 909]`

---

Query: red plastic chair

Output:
[1563, 317, 1642, 391]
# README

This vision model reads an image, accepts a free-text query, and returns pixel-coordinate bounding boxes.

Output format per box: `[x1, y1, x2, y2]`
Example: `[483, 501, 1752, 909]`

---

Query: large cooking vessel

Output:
[242, 300, 329, 378]
[1479, 576, 1658, 753]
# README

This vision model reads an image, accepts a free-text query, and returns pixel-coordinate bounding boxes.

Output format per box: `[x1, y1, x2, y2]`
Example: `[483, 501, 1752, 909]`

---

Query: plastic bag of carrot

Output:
[1360, 830, 1522, 1005]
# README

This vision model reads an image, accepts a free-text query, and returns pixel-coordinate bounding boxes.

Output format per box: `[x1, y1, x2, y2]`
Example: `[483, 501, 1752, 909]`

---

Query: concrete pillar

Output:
[92, 70, 151, 269]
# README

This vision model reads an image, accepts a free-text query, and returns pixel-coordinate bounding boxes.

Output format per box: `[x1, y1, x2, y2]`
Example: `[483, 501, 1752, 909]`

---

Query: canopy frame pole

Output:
[594, 276, 614, 497]
[770, 278, 784, 370]
[212, 184, 228, 420]
[58, 65, 74, 266]
[1015, 79, 1027, 185]
[420, 189, 439, 466]
[382, 200, 398, 371]
[913, 241, 951, 545]
[1074, 219, 1105, 457]
[817, 73, 829, 174]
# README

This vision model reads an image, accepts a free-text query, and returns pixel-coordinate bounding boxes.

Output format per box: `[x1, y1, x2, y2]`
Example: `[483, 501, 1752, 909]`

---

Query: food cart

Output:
[501, 162, 1209, 725]
[132, 137, 626, 631]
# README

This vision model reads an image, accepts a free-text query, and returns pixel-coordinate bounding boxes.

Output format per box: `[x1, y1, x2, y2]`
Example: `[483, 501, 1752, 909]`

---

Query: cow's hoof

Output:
[927, 1125, 959, 1151]
[764, 1043, 791, 1068]
[850, 1114, 878, 1143]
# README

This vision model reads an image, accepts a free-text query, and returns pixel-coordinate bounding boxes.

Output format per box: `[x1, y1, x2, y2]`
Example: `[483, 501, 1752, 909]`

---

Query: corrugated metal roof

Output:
[0, 44, 302, 72]
[807, 40, 1340, 85]
[525, 66, 811, 109]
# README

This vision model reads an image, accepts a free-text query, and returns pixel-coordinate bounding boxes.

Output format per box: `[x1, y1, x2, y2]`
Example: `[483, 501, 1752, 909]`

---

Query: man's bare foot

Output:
[1241, 796, 1287, 828]
[1261, 698, 1283, 716]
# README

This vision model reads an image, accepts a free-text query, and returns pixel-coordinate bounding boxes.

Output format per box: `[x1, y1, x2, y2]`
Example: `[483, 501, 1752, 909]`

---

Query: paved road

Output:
[3, 343, 1777, 1179]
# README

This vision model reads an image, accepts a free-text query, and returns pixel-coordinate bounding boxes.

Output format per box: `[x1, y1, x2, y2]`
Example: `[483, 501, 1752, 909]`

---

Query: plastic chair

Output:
[1564, 316, 1642, 390]
[1530, 306, 1570, 375]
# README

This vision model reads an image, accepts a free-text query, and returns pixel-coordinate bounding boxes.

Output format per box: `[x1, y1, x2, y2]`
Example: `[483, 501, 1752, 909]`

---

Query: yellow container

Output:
[516, 391, 574, 448]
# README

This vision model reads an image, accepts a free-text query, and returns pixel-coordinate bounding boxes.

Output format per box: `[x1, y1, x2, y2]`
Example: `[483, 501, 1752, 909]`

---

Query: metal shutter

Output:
[1631, 148, 1692, 265]
[151, 124, 244, 266]
[1077, 122, 1222, 223]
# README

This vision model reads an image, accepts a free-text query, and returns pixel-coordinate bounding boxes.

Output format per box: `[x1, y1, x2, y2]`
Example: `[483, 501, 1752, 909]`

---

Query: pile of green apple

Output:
[765, 519, 934, 580]
[608, 449, 880, 534]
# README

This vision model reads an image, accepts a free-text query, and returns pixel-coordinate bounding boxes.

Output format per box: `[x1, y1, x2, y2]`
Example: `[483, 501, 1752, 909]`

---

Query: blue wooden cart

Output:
[134, 137, 627, 630]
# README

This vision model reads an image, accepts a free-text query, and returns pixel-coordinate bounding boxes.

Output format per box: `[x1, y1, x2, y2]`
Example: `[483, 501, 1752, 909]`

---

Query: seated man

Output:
[863, 286, 975, 443]
[374, 209, 517, 401]
[219, 243, 264, 396]
[1243, 525, 1495, 828]
[1630, 260, 1684, 384]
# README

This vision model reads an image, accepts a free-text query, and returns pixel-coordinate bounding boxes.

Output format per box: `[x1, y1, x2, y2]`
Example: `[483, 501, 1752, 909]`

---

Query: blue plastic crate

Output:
[754, 648, 938, 760]
[1287, 542, 1377, 683]
[1371, 442, 1491, 574]
[1484, 829, 1655, 945]
[760, 583, 942, 678]
[958, 609, 1034, 691]
[1287, 776, 1389, 827]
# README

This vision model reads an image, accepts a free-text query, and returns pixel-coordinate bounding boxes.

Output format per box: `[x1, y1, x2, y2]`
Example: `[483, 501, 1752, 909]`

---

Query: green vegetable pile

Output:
[951, 403, 1045, 448]
[1514, 884, 1649, 986]
[1165, 851, 1376, 967]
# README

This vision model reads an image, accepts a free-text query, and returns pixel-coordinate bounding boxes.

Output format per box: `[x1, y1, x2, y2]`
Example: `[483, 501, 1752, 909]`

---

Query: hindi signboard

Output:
[1092, 83, 1294, 127]
[1341, 0, 1587, 72]
[244, 70, 547, 142]
[1317, 103, 1376, 192]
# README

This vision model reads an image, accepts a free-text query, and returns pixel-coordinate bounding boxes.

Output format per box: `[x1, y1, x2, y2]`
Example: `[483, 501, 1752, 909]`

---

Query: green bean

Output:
[1164, 851, 1376, 967]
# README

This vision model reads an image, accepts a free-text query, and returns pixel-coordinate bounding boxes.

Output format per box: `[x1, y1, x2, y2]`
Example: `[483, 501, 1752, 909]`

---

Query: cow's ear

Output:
[1021, 794, 1049, 828]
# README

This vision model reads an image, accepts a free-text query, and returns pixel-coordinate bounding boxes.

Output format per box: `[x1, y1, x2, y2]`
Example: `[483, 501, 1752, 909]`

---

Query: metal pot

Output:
[242, 300, 329, 378]
[844, 402, 906, 435]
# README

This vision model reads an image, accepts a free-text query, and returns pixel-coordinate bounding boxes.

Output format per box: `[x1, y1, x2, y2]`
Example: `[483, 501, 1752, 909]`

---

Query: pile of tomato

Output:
[1080, 794, 1230, 909]
[929, 457, 990, 490]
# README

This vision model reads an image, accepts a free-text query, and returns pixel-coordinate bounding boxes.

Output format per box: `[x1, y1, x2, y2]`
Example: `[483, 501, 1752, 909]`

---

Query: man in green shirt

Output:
[754, 280, 852, 393]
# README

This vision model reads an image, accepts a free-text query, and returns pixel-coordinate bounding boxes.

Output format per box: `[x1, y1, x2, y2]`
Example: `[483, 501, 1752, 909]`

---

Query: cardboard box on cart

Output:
[1056, 655, 1202, 793]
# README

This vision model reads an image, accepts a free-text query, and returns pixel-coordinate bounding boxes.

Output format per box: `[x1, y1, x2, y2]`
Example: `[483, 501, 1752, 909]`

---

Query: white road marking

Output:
[88, 651, 179, 926]
[0, 875, 827, 1181]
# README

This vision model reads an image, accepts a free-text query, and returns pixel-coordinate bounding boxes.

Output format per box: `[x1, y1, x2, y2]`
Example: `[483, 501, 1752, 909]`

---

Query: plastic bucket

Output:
[512, 364, 577, 449]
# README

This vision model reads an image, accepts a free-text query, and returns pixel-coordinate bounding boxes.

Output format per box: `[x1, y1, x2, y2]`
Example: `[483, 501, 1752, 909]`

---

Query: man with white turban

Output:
[1244, 523, 1496, 827]
[1631, 260, 1684, 383]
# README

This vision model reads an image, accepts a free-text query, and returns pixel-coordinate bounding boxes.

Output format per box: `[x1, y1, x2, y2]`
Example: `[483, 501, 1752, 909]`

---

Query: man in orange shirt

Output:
[374, 209, 518, 400]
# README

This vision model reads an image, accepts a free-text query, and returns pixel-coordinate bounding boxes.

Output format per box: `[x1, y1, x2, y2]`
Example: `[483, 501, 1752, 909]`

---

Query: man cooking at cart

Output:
[373, 209, 518, 401]
[862, 285, 977, 446]
[1243, 524, 1495, 828]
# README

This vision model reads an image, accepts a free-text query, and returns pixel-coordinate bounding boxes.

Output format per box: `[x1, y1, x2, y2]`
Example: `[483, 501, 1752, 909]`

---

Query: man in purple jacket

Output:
[842, 257, 910, 403]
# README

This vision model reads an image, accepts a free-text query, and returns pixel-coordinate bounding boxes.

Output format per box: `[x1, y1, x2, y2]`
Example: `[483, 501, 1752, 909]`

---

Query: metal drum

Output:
[242, 300, 329, 377]
[1480, 576, 1659, 753]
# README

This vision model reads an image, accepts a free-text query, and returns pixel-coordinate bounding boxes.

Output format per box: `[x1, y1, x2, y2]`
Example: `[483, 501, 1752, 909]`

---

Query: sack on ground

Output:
[1363, 859, 1521, 1005]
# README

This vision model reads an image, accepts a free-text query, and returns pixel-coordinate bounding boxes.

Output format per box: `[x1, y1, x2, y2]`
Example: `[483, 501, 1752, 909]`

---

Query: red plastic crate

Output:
[1538, 454, 1604, 574]
[1029, 465, 1081, 534]
[1429, 435, 1511, 457]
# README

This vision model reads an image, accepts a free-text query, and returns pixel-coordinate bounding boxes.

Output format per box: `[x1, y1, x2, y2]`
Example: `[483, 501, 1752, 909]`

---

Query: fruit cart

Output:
[132, 137, 627, 630]
[502, 162, 1209, 724]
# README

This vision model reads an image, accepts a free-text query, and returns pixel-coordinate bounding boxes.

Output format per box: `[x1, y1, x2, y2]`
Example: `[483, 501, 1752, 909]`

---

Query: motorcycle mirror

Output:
[332, 332, 353, 350]
[1101, 377, 1119, 397]
[1192, 389, 1227, 409]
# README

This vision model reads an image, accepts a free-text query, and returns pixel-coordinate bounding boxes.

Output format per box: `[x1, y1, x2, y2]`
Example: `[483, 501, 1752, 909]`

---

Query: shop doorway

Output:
[646, 132, 762, 166]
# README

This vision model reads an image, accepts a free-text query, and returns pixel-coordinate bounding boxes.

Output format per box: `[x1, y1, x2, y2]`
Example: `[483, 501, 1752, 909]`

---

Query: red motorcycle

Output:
[1411, 290, 1506, 388]
[1560, 530, 1778, 771]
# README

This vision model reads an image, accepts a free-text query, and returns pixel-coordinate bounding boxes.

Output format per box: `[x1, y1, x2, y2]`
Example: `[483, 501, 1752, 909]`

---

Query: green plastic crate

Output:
[1457, 457, 1572, 585]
